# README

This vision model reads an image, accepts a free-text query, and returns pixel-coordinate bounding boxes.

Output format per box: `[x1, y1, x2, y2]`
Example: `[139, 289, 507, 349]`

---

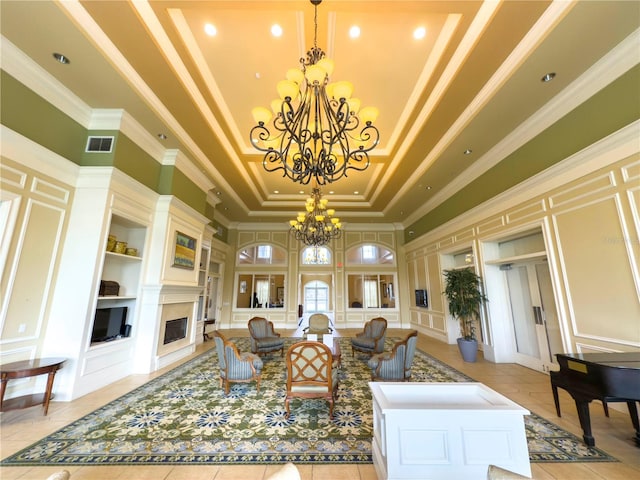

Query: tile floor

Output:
[1, 329, 639, 479]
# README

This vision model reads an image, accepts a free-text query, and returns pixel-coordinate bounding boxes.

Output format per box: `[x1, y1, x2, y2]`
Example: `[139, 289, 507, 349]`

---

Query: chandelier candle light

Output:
[289, 188, 342, 246]
[250, 0, 380, 185]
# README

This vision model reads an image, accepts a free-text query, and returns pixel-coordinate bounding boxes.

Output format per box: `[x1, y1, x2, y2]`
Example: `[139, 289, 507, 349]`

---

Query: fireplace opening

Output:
[164, 317, 188, 345]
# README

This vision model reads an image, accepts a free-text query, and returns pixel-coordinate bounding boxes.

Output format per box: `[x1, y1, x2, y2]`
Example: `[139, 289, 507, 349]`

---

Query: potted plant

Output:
[443, 267, 488, 362]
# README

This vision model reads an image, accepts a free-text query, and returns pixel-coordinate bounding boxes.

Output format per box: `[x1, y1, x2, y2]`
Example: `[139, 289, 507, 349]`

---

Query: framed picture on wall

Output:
[172, 231, 197, 269]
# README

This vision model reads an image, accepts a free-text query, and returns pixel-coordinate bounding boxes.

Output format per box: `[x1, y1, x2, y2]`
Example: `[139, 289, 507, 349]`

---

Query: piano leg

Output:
[573, 397, 596, 446]
[627, 401, 640, 447]
[552, 384, 562, 417]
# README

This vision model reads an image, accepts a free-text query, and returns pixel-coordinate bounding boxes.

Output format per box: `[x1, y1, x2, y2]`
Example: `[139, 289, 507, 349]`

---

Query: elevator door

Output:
[505, 261, 563, 372]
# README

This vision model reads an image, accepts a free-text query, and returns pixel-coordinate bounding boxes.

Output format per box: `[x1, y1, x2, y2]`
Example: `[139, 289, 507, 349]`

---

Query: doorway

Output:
[504, 260, 563, 372]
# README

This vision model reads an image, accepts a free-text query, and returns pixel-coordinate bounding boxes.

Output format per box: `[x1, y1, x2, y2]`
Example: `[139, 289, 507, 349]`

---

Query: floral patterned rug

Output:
[1, 337, 616, 466]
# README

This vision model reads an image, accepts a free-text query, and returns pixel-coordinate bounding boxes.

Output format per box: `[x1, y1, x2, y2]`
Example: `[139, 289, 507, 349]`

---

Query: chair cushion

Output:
[351, 337, 375, 350]
[256, 337, 285, 349]
[266, 462, 301, 480]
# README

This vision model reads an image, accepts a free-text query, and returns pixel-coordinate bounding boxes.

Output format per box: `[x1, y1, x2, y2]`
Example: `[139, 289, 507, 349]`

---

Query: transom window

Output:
[237, 244, 286, 265]
[346, 244, 395, 265]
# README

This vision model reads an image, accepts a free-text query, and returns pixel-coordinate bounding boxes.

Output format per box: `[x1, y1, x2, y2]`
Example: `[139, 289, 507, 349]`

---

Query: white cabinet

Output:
[369, 382, 531, 480]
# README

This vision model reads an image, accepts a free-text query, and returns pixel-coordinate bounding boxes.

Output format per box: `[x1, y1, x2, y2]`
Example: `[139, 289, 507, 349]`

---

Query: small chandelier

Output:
[250, 0, 380, 185]
[289, 188, 342, 246]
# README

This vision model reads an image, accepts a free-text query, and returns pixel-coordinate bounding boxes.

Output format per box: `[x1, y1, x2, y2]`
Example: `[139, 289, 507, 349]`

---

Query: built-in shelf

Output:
[104, 251, 142, 262]
[97, 295, 137, 301]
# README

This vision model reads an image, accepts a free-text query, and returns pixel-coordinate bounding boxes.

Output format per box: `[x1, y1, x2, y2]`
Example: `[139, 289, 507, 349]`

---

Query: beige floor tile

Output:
[213, 464, 267, 480]
[311, 464, 361, 480]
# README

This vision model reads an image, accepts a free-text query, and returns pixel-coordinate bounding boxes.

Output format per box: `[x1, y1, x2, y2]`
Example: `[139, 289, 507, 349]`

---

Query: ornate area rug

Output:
[1, 337, 616, 466]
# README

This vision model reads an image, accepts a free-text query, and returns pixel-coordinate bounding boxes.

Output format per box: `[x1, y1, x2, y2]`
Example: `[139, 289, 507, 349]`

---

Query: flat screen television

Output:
[91, 306, 127, 342]
[415, 289, 428, 308]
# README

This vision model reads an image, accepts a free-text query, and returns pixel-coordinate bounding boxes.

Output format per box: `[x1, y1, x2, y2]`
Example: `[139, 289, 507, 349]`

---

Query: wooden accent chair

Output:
[248, 317, 285, 357]
[285, 341, 339, 419]
[351, 317, 388, 357]
[213, 331, 263, 394]
[303, 313, 333, 336]
[368, 330, 418, 381]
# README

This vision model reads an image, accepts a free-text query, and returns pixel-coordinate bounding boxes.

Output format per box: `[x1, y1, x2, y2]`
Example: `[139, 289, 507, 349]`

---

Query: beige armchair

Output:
[285, 341, 339, 419]
[303, 313, 333, 336]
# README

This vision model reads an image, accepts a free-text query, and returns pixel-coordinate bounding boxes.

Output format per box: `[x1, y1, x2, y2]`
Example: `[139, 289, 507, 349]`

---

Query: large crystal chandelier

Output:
[250, 0, 380, 185]
[289, 188, 342, 246]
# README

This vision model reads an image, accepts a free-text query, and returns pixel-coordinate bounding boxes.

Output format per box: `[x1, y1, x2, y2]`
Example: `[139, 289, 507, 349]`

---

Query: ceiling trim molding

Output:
[375, 0, 503, 204]
[162, 149, 216, 193]
[383, 13, 462, 158]
[404, 120, 640, 249]
[57, 0, 249, 215]
[0, 125, 80, 186]
[0, 36, 92, 128]
[402, 26, 640, 228]
[382, 0, 574, 213]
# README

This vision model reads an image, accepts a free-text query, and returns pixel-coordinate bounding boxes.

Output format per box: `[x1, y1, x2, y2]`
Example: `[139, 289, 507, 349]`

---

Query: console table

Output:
[202, 319, 216, 341]
[0, 357, 65, 415]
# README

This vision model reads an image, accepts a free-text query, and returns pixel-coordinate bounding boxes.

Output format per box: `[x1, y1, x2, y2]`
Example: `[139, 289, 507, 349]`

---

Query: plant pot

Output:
[457, 338, 478, 362]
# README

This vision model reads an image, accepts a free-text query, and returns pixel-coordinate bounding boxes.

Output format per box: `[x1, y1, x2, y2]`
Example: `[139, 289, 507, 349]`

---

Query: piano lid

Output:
[557, 352, 640, 370]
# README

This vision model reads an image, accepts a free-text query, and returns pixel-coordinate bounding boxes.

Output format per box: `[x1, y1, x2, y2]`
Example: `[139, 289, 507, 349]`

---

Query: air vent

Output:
[85, 136, 114, 153]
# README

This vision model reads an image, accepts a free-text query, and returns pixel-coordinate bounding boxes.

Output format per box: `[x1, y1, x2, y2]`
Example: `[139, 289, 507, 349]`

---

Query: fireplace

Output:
[164, 317, 188, 345]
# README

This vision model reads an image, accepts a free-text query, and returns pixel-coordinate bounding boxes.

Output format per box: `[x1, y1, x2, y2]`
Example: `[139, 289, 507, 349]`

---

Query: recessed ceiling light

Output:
[274, 190, 279, 194]
[53, 53, 70, 64]
[204, 23, 217, 36]
[299, 190, 304, 194]
[354, 191, 359, 195]
[157, 133, 167, 140]
[464, 149, 472, 155]
[349, 25, 361, 38]
[541, 72, 556, 82]
[426, 186, 432, 190]
[329, 191, 334, 194]
[413, 27, 426, 40]
[271, 24, 283, 37]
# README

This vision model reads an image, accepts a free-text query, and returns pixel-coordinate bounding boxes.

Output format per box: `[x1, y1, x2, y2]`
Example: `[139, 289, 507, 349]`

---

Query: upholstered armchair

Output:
[213, 331, 263, 394]
[303, 313, 333, 336]
[285, 341, 339, 419]
[351, 317, 388, 356]
[368, 330, 418, 381]
[248, 317, 285, 357]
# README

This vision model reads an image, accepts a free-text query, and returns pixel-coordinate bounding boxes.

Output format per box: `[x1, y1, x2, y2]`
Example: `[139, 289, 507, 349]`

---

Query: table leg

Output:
[43, 369, 58, 415]
[0, 374, 7, 411]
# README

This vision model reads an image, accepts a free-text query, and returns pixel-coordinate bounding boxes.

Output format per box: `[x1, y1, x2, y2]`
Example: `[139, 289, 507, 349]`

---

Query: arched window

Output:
[346, 244, 394, 265]
[301, 246, 332, 265]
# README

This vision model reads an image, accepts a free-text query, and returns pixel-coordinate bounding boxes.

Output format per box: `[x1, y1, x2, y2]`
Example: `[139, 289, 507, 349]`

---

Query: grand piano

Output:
[550, 352, 640, 447]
